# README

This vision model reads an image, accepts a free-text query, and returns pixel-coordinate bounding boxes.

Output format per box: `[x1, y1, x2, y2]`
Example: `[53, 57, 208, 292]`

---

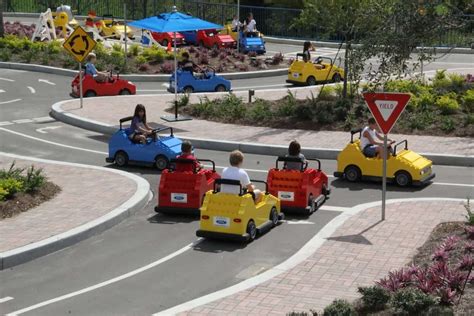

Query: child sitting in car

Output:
[285, 140, 307, 170]
[175, 141, 202, 172]
[361, 118, 395, 158]
[129, 104, 154, 144]
[221, 150, 261, 202]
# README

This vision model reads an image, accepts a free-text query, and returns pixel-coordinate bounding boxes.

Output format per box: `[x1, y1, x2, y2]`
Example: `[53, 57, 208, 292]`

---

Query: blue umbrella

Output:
[130, 7, 223, 121]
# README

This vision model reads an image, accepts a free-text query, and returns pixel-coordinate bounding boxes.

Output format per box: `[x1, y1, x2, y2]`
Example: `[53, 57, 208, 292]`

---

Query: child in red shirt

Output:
[175, 141, 202, 172]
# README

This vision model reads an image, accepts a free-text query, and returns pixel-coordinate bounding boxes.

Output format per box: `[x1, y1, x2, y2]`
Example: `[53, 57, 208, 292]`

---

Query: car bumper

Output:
[286, 79, 307, 86]
[105, 157, 114, 163]
[333, 171, 343, 178]
[70, 92, 79, 98]
[413, 173, 436, 186]
[154, 206, 200, 215]
[196, 230, 250, 242]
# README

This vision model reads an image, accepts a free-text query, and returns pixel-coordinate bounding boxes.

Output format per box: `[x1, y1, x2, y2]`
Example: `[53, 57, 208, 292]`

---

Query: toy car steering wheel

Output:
[314, 57, 322, 64]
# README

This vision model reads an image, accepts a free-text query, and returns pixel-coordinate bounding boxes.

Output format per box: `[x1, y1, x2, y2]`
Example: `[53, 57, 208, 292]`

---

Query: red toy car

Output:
[198, 29, 235, 49]
[155, 158, 220, 215]
[71, 72, 137, 98]
[267, 157, 330, 215]
[151, 31, 185, 46]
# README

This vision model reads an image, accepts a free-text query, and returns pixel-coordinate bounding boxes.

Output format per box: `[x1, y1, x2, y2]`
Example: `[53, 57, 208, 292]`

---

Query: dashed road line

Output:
[0, 121, 14, 126]
[0, 77, 15, 82]
[27, 86, 36, 94]
[0, 116, 54, 126]
[38, 79, 56, 86]
[32, 116, 54, 123]
[0, 297, 14, 304]
[0, 89, 5, 93]
[0, 99, 22, 105]
[12, 119, 34, 124]
[36, 126, 62, 134]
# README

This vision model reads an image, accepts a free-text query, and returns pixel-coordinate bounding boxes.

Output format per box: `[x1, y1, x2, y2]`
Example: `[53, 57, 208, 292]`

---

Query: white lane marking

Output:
[0, 99, 21, 105]
[0, 89, 5, 93]
[284, 220, 314, 225]
[433, 182, 474, 188]
[0, 128, 107, 155]
[0, 121, 14, 126]
[32, 116, 55, 123]
[320, 206, 351, 212]
[0, 77, 15, 82]
[154, 198, 464, 315]
[234, 83, 292, 90]
[12, 119, 33, 124]
[6, 239, 202, 316]
[137, 89, 168, 92]
[27, 86, 36, 94]
[0, 297, 14, 304]
[36, 126, 62, 134]
[38, 79, 56, 86]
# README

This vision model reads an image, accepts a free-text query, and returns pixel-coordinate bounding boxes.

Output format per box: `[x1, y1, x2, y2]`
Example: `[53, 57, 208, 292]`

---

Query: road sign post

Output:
[363, 92, 411, 221]
[63, 26, 97, 108]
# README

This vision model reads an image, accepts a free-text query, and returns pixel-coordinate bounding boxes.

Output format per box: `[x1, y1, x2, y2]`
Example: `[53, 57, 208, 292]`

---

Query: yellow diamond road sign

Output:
[63, 26, 96, 63]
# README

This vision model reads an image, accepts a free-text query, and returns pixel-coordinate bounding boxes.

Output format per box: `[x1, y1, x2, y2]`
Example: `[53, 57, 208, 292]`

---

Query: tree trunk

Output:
[342, 41, 350, 98]
[0, 0, 4, 38]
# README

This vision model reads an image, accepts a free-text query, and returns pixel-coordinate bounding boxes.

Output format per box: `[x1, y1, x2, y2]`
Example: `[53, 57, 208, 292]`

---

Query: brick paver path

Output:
[0, 157, 137, 253]
[178, 200, 466, 315]
[62, 90, 473, 156]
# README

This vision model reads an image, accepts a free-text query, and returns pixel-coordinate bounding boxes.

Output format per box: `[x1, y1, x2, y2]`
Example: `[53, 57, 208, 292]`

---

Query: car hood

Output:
[396, 150, 432, 170]
[245, 37, 264, 46]
[160, 136, 182, 154]
[217, 35, 235, 43]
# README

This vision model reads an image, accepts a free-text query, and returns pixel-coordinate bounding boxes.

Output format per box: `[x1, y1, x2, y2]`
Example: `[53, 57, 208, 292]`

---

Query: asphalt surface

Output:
[0, 60, 473, 315]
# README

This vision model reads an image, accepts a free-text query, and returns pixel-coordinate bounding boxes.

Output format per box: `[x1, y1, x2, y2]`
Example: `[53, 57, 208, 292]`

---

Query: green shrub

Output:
[0, 178, 23, 198]
[323, 299, 356, 316]
[465, 114, 474, 127]
[247, 99, 273, 121]
[176, 94, 190, 108]
[440, 117, 455, 132]
[313, 101, 335, 124]
[142, 45, 166, 64]
[462, 89, 474, 113]
[334, 98, 351, 121]
[465, 199, 474, 225]
[412, 92, 435, 111]
[0, 187, 8, 201]
[135, 55, 147, 66]
[287, 311, 317, 316]
[128, 43, 141, 57]
[435, 95, 459, 114]
[23, 166, 45, 193]
[317, 86, 336, 101]
[94, 42, 109, 60]
[0, 162, 25, 180]
[191, 97, 217, 118]
[111, 43, 124, 53]
[390, 288, 437, 315]
[276, 92, 297, 117]
[45, 40, 62, 55]
[358, 286, 390, 312]
[218, 94, 246, 121]
[0, 49, 11, 61]
[447, 73, 466, 93]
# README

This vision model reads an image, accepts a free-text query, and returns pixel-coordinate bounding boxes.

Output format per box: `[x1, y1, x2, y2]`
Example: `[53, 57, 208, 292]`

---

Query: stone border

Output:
[155, 198, 465, 315]
[0, 152, 152, 270]
[50, 98, 473, 167]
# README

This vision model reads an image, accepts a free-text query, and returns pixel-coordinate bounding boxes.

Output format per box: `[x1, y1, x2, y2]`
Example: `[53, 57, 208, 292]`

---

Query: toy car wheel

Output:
[306, 76, 316, 86]
[395, 171, 412, 187]
[215, 84, 226, 92]
[115, 151, 129, 167]
[155, 155, 169, 171]
[213, 43, 219, 50]
[332, 73, 342, 83]
[269, 207, 279, 227]
[183, 86, 194, 94]
[344, 165, 361, 182]
[84, 90, 97, 98]
[246, 220, 257, 241]
[119, 89, 131, 95]
[162, 39, 168, 46]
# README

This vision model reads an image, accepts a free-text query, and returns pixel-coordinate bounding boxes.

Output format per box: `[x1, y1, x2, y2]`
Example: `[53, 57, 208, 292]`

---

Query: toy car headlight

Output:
[420, 167, 431, 175]
[128, 81, 133, 84]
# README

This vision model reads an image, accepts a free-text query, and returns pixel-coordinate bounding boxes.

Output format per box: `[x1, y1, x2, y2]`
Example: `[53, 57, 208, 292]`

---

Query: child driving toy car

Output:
[302, 41, 315, 63]
[85, 53, 109, 83]
[175, 140, 202, 172]
[129, 104, 154, 144]
[361, 117, 395, 158]
[221, 150, 261, 202]
[231, 15, 242, 32]
[285, 140, 307, 170]
[244, 13, 257, 37]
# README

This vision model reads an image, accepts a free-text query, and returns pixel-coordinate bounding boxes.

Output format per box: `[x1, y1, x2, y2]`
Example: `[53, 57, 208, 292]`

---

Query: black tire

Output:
[395, 171, 412, 187]
[215, 84, 226, 92]
[308, 194, 315, 214]
[306, 76, 316, 86]
[246, 220, 257, 241]
[115, 151, 128, 167]
[155, 155, 169, 171]
[162, 39, 168, 47]
[84, 90, 97, 98]
[119, 89, 131, 95]
[269, 207, 279, 227]
[344, 165, 361, 182]
[183, 86, 194, 94]
[322, 184, 329, 198]
[332, 73, 342, 83]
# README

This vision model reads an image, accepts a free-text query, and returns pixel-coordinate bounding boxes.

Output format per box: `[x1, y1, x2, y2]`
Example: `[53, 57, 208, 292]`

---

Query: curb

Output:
[50, 99, 473, 167]
[264, 36, 474, 55]
[0, 152, 152, 270]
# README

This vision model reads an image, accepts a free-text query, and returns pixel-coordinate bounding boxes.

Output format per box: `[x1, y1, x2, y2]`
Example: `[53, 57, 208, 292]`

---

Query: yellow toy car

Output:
[334, 129, 435, 187]
[98, 15, 134, 40]
[287, 55, 344, 86]
[196, 179, 284, 242]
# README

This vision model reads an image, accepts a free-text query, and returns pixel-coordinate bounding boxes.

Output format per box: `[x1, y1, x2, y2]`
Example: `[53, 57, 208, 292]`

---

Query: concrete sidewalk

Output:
[0, 153, 150, 269]
[56, 92, 473, 159]
[160, 199, 466, 315]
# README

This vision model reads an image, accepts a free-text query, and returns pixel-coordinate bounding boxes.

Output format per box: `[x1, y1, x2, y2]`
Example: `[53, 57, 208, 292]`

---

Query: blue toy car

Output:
[105, 117, 182, 170]
[167, 68, 231, 94]
[239, 31, 266, 55]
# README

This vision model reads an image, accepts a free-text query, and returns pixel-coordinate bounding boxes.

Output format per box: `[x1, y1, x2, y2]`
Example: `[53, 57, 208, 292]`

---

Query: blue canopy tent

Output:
[130, 7, 222, 122]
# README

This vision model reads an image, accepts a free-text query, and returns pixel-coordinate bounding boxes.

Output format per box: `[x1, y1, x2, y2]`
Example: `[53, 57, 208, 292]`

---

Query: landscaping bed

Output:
[0, 162, 60, 220]
[0, 22, 288, 74]
[176, 72, 474, 137]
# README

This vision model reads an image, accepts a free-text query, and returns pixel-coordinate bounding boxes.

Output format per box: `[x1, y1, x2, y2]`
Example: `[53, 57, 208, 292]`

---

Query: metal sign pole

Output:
[237, 0, 240, 53]
[79, 62, 83, 108]
[382, 134, 387, 221]
[174, 31, 178, 120]
[124, 3, 128, 66]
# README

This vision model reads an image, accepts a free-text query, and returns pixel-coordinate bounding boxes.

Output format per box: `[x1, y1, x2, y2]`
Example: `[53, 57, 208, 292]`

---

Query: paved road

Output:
[0, 67, 473, 315]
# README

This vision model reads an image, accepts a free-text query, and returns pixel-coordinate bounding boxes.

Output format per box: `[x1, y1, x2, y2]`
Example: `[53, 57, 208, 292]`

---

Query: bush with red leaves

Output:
[4, 22, 36, 38]
[160, 61, 175, 74]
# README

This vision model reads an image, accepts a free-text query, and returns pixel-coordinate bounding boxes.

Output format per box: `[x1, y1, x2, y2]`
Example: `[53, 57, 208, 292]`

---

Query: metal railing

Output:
[4, 0, 473, 47]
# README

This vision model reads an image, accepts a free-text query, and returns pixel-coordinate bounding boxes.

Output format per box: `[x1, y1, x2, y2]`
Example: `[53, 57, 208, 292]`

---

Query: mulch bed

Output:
[413, 222, 473, 315]
[0, 182, 61, 220]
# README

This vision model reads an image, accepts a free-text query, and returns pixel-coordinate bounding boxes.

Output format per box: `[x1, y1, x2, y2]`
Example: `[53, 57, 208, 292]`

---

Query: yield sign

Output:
[363, 92, 411, 134]
[63, 26, 96, 63]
